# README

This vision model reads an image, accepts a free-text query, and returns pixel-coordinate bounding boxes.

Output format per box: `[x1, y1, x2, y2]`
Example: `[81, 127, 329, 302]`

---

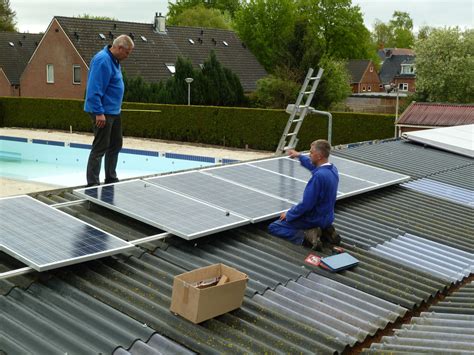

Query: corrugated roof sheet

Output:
[370, 233, 474, 283]
[1, 276, 154, 355]
[337, 186, 474, 253]
[114, 333, 196, 355]
[402, 178, 474, 207]
[333, 140, 473, 178]
[1, 139, 473, 354]
[397, 102, 474, 126]
[362, 282, 474, 354]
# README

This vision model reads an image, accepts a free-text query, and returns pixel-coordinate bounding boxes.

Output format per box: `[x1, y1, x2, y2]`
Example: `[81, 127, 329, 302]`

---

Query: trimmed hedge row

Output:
[0, 97, 395, 151]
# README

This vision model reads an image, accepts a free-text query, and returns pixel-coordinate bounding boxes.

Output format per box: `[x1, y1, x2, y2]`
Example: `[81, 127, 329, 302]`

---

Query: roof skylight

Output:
[141, 36, 147, 42]
[188, 38, 195, 44]
[223, 41, 229, 46]
[166, 64, 176, 74]
[8, 41, 14, 47]
[99, 33, 106, 40]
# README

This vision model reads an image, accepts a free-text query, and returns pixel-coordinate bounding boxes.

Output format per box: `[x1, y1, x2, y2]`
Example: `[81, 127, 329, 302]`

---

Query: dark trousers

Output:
[86, 114, 123, 185]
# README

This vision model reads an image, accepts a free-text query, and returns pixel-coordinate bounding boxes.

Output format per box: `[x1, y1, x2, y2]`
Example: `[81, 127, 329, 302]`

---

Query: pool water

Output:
[0, 138, 217, 187]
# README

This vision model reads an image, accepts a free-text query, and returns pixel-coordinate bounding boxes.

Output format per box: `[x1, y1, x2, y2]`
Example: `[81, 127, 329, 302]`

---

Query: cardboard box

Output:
[170, 263, 248, 324]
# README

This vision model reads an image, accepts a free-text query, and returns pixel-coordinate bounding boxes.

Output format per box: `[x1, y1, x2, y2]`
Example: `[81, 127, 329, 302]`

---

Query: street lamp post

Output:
[185, 77, 194, 105]
[385, 83, 400, 137]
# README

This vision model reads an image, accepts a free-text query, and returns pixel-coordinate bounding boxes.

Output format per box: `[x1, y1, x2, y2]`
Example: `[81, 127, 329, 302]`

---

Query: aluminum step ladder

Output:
[275, 67, 323, 155]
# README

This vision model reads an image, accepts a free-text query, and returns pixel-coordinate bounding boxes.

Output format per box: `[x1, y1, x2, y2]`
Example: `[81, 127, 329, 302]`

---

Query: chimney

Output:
[154, 12, 166, 33]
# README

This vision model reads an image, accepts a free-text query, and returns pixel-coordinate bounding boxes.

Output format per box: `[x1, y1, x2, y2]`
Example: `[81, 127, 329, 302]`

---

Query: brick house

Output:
[396, 102, 474, 136]
[346, 60, 381, 93]
[0, 32, 42, 96]
[20, 14, 267, 99]
[379, 48, 416, 93]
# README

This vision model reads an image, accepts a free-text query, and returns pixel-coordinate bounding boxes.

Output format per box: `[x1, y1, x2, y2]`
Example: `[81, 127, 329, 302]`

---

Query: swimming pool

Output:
[0, 136, 237, 187]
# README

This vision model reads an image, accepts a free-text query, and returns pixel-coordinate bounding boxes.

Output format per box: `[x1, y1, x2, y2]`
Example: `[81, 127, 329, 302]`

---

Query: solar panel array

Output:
[74, 180, 248, 240]
[0, 195, 133, 271]
[75, 155, 410, 240]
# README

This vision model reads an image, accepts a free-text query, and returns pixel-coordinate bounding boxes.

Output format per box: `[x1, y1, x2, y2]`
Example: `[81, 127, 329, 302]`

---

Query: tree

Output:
[234, 0, 296, 71]
[372, 11, 415, 49]
[414, 27, 474, 103]
[75, 14, 117, 21]
[0, 0, 16, 32]
[312, 56, 351, 110]
[168, 4, 232, 29]
[167, 0, 241, 23]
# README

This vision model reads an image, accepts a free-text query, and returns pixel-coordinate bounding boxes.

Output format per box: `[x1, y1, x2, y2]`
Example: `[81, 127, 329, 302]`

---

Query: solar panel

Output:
[0, 195, 133, 272]
[250, 155, 410, 199]
[203, 163, 307, 203]
[403, 124, 474, 158]
[146, 171, 294, 222]
[74, 180, 249, 240]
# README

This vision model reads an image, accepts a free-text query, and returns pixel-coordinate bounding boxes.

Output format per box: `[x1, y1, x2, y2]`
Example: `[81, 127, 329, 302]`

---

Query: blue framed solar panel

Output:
[146, 171, 294, 222]
[74, 180, 250, 240]
[0, 195, 133, 272]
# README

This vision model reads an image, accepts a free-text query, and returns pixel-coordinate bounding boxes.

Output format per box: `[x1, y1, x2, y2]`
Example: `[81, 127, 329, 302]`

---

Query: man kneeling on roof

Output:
[268, 139, 341, 250]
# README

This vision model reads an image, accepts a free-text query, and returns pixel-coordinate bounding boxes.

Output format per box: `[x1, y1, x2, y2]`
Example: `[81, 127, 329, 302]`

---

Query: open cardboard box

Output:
[170, 263, 248, 324]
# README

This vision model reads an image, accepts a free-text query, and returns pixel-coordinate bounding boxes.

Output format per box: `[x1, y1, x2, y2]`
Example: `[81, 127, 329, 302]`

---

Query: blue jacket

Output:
[84, 46, 124, 115]
[286, 155, 339, 229]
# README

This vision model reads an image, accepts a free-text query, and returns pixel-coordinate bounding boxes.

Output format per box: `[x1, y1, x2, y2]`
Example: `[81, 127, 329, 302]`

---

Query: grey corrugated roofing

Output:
[1, 277, 154, 355]
[397, 102, 474, 126]
[427, 164, 474, 190]
[54, 16, 266, 91]
[333, 140, 473, 178]
[370, 233, 474, 283]
[337, 186, 474, 253]
[0, 32, 42, 85]
[1, 138, 473, 354]
[346, 59, 370, 83]
[114, 333, 196, 355]
[362, 282, 474, 354]
[402, 178, 474, 207]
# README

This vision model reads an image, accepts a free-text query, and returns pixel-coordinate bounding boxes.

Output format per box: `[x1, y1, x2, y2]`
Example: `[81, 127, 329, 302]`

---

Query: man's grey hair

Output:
[113, 34, 135, 49]
[311, 139, 331, 158]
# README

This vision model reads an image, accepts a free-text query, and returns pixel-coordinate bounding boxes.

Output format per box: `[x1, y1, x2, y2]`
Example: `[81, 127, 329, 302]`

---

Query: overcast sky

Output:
[10, 0, 473, 34]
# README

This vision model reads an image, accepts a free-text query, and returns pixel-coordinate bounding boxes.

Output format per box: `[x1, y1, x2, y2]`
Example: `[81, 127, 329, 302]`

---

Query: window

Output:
[165, 64, 175, 74]
[99, 33, 106, 40]
[199, 63, 204, 69]
[401, 64, 415, 74]
[141, 36, 147, 42]
[46, 64, 54, 83]
[73, 65, 81, 84]
[367, 85, 372, 92]
[369, 66, 373, 72]
[188, 38, 195, 44]
[398, 83, 408, 91]
[222, 41, 229, 46]
[362, 86, 366, 92]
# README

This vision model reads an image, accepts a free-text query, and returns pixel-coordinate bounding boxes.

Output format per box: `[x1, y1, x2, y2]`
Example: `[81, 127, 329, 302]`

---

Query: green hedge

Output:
[0, 97, 395, 151]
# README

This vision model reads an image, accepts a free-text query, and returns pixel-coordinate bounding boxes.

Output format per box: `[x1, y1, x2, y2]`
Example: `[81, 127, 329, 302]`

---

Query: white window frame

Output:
[46, 64, 54, 83]
[369, 66, 373, 72]
[367, 85, 372, 92]
[398, 83, 409, 91]
[362, 86, 366, 92]
[72, 65, 81, 85]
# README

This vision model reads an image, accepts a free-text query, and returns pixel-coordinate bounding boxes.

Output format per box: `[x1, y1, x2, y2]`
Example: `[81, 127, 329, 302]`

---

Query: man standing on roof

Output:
[268, 139, 340, 250]
[84, 34, 134, 187]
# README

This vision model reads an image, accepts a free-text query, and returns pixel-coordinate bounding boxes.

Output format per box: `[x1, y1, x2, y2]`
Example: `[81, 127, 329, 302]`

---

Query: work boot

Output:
[304, 227, 323, 251]
[321, 225, 341, 246]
